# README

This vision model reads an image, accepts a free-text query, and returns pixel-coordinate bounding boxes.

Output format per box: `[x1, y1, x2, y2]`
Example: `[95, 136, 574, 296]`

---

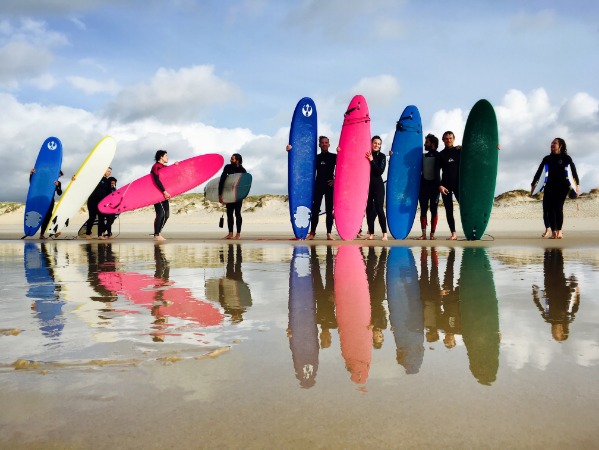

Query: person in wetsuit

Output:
[418, 134, 440, 240]
[435, 131, 461, 240]
[219, 153, 247, 240]
[365, 135, 388, 240]
[531, 138, 579, 240]
[86, 167, 112, 240]
[151, 150, 172, 241]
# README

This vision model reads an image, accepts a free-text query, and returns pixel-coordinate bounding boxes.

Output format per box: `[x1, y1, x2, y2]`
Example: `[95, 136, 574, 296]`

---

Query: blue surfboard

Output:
[288, 97, 317, 239]
[288, 246, 318, 388]
[386, 105, 423, 240]
[386, 247, 423, 374]
[24, 137, 63, 236]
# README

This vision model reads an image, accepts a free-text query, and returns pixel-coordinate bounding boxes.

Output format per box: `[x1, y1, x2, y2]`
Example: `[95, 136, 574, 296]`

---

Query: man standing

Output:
[436, 131, 461, 240]
[418, 134, 440, 240]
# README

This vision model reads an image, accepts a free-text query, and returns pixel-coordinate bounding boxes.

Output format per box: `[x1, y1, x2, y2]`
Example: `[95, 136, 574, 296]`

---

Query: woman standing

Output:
[219, 153, 247, 240]
[151, 150, 171, 241]
[531, 138, 579, 239]
[365, 136, 388, 240]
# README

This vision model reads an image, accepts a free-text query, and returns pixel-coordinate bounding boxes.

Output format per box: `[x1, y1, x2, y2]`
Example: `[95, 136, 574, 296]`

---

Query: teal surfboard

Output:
[386, 105, 423, 239]
[459, 99, 499, 240]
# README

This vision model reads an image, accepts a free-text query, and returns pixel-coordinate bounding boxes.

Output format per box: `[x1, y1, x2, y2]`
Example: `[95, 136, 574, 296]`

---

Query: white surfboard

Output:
[204, 172, 252, 203]
[45, 136, 117, 236]
[532, 164, 548, 196]
[566, 164, 578, 199]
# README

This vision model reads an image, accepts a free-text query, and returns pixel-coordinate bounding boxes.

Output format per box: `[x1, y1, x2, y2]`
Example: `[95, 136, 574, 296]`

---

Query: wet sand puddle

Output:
[1, 241, 599, 448]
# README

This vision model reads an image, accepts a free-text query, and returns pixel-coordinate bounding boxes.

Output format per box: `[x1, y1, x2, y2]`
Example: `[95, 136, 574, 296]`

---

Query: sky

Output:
[1, 0, 598, 202]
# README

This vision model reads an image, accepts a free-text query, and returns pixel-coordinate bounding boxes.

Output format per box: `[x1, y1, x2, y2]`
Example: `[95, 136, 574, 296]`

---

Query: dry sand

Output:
[2, 191, 598, 247]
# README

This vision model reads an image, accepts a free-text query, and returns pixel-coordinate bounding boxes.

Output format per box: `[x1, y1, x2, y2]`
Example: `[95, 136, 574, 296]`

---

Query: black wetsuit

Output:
[419, 149, 440, 232]
[86, 176, 112, 236]
[151, 162, 169, 236]
[219, 163, 247, 234]
[310, 151, 337, 234]
[532, 153, 579, 232]
[366, 150, 387, 234]
[435, 146, 460, 233]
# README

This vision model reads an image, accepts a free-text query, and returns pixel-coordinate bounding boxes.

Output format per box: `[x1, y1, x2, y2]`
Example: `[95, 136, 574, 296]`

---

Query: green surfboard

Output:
[459, 99, 499, 240]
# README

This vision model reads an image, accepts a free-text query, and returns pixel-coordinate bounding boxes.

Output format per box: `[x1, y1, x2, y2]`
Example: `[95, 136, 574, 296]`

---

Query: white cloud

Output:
[350, 75, 401, 108]
[105, 65, 243, 123]
[67, 76, 121, 95]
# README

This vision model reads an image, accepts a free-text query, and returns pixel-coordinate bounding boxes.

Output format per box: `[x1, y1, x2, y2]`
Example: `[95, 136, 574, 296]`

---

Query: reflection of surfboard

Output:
[386, 247, 423, 374]
[204, 172, 252, 203]
[288, 97, 317, 239]
[24, 137, 63, 237]
[100, 154, 224, 214]
[532, 164, 548, 196]
[46, 136, 116, 236]
[459, 248, 500, 385]
[334, 246, 372, 384]
[334, 95, 371, 240]
[459, 99, 499, 240]
[288, 246, 318, 388]
[386, 105, 423, 240]
[565, 164, 578, 199]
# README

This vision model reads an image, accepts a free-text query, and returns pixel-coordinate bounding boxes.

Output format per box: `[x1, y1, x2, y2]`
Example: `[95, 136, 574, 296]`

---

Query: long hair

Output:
[555, 137, 568, 154]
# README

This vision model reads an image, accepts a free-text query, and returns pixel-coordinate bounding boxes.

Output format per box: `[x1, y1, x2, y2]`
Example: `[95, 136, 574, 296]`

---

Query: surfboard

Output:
[204, 172, 252, 203]
[333, 95, 371, 240]
[334, 246, 372, 384]
[99, 153, 224, 214]
[288, 246, 318, 388]
[566, 164, 578, 199]
[532, 163, 548, 196]
[46, 136, 117, 236]
[24, 137, 63, 237]
[459, 99, 499, 240]
[459, 248, 499, 385]
[288, 97, 317, 239]
[386, 247, 423, 374]
[386, 105, 423, 240]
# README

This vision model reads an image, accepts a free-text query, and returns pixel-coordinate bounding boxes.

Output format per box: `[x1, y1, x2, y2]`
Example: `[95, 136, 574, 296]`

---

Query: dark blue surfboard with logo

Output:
[24, 137, 63, 237]
[288, 97, 317, 239]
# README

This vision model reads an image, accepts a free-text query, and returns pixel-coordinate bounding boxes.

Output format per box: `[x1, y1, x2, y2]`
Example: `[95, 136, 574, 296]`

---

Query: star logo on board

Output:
[47, 141, 58, 151]
[302, 104, 313, 117]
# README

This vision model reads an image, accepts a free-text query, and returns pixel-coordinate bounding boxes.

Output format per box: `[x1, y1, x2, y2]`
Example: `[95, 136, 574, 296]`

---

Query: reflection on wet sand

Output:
[365, 247, 388, 350]
[459, 248, 500, 386]
[312, 246, 337, 349]
[533, 248, 580, 341]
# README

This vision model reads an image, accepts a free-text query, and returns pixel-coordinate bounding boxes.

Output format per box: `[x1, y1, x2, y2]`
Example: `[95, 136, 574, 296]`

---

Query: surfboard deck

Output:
[333, 95, 371, 240]
[46, 136, 117, 236]
[99, 153, 224, 214]
[386, 105, 423, 240]
[532, 163, 549, 196]
[459, 99, 499, 240]
[24, 137, 63, 237]
[566, 164, 578, 199]
[204, 172, 252, 203]
[288, 97, 317, 239]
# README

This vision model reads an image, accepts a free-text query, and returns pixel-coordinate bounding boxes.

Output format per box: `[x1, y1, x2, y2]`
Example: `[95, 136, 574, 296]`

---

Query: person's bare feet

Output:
[154, 234, 166, 241]
[233, 233, 241, 240]
[429, 233, 436, 240]
[326, 233, 335, 241]
[223, 233, 233, 239]
[307, 232, 316, 240]
[417, 234, 426, 240]
[381, 233, 388, 241]
[364, 234, 375, 240]
[447, 233, 457, 241]
[541, 229, 551, 238]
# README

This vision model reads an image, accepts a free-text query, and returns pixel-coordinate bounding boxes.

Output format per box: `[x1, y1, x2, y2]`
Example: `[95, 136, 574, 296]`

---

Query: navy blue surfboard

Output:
[24, 137, 63, 236]
[288, 97, 317, 239]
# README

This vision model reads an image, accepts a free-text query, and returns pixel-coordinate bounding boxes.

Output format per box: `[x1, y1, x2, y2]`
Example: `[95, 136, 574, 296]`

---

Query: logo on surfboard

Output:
[47, 140, 58, 151]
[302, 104, 313, 117]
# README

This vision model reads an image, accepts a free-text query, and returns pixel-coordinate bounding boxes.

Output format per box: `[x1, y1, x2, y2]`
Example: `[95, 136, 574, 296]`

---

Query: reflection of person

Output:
[533, 248, 580, 341]
[151, 151, 172, 241]
[218, 244, 253, 323]
[29, 169, 63, 239]
[436, 131, 461, 240]
[531, 138, 579, 239]
[311, 246, 337, 349]
[438, 248, 461, 348]
[86, 167, 112, 240]
[150, 245, 171, 341]
[219, 153, 247, 240]
[365, 247, 388, 349]
[364, 135, 388, 240]
[103, 176, 118, 238]
[417, 134, 440, 240]
[85, 243, 118, 303]
[419, 247, 442, 343]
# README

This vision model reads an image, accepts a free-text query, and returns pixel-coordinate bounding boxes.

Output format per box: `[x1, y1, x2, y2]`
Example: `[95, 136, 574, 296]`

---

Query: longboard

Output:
[288, 246, 318, 388]
[204, 172, 252, 203]
[24, 137, 63, 236]
[333, 95, 371, 240]
[386, 105, 423, 240]
[459, 99, 499, 240]
[46, 136, 117, 236]
[288, 97, 317, 239]
[459, 248, 499, 385]
[99, 153, 224, 214]
[386, 247, 423, 374]
[334, 246, 372, 384]
[532, 163, 548, 196]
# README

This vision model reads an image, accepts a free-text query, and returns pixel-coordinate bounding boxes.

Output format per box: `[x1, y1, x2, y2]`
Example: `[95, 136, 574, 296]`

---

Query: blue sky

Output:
[1, 0, 598, 202]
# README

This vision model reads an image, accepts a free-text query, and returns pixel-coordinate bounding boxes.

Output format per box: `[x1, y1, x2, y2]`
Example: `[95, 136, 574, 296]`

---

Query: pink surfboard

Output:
[333, 95, 371, 240]
[334, 246, 372, 384]
[99, 271, 223, 327]
[98, 153, 224, 214]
